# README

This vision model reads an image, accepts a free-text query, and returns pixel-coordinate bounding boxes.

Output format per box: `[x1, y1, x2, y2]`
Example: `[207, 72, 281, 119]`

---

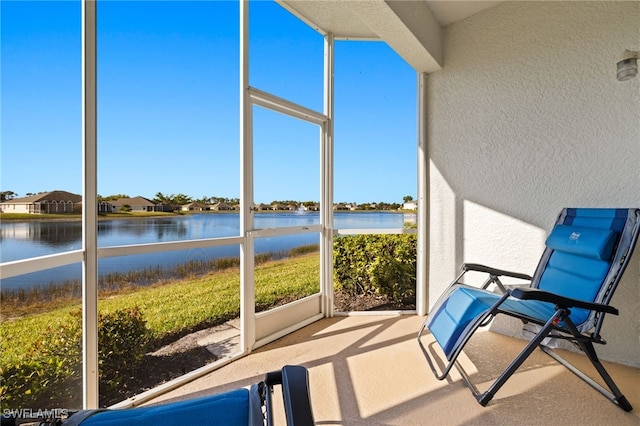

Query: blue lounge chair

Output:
[417, 208, 640, 411]
[1, 365, 314, 426]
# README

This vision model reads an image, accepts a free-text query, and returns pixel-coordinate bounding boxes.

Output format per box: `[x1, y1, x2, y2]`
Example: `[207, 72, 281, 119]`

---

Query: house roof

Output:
[0, 190, 82, 204]
[110, 196, 155, 207]
[183, 202, 206, 208]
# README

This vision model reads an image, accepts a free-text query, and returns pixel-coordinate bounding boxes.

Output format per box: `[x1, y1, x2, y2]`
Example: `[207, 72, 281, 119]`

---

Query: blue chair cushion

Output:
[545, 225, 618, 261]
[81, 388, 250, 426]
[427, 284, 593, 359]
[427, 286, 500, 359]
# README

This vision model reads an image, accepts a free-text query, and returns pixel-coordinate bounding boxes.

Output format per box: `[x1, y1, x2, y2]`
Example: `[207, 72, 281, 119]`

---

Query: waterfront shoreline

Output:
[1, 211, 411, 290]
[0, 209, 411, 222]
[1, 244, 319, 320]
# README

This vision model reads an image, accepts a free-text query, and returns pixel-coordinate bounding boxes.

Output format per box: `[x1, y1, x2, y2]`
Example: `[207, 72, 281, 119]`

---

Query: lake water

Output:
[1, 212, 414, 289]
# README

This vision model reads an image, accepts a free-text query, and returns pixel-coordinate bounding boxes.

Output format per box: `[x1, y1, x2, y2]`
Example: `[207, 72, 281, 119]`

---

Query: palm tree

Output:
[0, 191, 17, 201]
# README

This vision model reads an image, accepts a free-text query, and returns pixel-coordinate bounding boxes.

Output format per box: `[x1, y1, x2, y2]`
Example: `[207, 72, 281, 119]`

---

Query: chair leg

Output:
[417, 322, 451, 381]
[469, 310, 564, 406]
[540, 343, 633, 412]
[541, 316, 634, 412]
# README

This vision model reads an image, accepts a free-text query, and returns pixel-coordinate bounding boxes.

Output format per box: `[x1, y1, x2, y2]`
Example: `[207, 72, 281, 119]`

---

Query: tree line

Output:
[1, 191, 415, 211]
[98, 192, 240, 206]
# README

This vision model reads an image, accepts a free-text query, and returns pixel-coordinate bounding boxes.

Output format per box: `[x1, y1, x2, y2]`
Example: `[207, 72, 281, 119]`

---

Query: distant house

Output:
[254, 203, 270, 211]
[98, 201, 114, 213]
[182, 202, 208, 211]
[110, 196, 157, 212]
[0, 190, 82, 214]
[211, 202, 233, 211]
[333, 204, 350, 211]
[403, 200, 418, 210]
[155, 203, 174, 212]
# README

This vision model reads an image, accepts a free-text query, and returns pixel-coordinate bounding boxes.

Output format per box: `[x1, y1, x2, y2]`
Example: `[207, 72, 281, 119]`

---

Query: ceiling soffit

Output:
[278, 1, 454, 73]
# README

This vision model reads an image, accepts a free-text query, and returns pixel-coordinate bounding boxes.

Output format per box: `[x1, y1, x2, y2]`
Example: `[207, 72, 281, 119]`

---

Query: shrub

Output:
[0, 307, 150, 408]
[333, 233, 417, 301]
[0, 311, 82, 407]
[98, 307, 150, 389]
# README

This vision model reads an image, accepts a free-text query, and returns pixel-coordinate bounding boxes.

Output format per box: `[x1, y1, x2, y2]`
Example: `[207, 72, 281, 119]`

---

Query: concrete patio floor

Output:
[145, 315, 640, 425]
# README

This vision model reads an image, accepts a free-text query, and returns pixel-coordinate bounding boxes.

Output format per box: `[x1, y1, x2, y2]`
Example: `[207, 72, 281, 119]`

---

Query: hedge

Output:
[333, 233, 417, 301]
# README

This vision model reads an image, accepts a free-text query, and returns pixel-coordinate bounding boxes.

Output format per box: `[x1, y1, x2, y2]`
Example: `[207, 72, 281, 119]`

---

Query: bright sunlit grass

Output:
[0, 254, 320, 366]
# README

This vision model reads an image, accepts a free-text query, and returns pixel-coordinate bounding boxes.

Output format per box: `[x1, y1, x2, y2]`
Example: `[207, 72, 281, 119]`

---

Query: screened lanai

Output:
[2, 0, 638, 420]
[2, 0, 425, 409]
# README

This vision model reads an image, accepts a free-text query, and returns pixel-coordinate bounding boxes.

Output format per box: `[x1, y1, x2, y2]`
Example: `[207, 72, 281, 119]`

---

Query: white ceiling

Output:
[427, 1, 504, 26]
[276, 1, 504, 73]
[277, 1, 503, 39]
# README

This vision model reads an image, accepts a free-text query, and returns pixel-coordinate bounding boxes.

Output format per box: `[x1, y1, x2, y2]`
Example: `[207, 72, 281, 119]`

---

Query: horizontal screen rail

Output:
[335, 228, 416, 235]
[1, 237, 247, 278]
[1, 226, 413, 279]
[1, 250, 85, 279]
[97, 236, 244, 258]
[249, 86, 328, 125]
[249, 224, 322, 238]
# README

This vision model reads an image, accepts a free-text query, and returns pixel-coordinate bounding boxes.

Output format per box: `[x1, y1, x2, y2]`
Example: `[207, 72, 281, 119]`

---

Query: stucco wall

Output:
[427, 1, 640, 366]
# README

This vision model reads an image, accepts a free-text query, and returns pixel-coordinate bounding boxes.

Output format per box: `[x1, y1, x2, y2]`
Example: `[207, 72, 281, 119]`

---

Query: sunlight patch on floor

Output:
[346, 336, 448, 418]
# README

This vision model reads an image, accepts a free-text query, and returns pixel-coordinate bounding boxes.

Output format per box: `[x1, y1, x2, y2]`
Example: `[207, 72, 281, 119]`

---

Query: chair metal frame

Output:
[418, 208, 640, 412]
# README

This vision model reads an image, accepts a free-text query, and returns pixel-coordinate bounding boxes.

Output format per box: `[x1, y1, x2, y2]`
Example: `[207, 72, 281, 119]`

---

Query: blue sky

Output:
[1, 0, 416, 204]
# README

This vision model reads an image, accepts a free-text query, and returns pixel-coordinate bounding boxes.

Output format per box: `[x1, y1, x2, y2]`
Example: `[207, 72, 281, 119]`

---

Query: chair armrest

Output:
[510, 287, 618, 315]
[463, 263, 532, 281]
[265, 365, 314, 426]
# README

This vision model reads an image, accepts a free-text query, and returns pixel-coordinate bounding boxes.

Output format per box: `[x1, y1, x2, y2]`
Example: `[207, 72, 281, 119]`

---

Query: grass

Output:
[0, 213, 82, 221]
[1, 258, 246, 319]
[0, 253, 320, 367]
[1, 246, 320, 318]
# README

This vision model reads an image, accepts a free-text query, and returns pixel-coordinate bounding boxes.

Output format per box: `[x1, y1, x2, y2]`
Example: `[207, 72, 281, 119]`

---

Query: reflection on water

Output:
[0, 221, 82, 248]
[1, 212, 408, 289]
[99, 218, 189, 240]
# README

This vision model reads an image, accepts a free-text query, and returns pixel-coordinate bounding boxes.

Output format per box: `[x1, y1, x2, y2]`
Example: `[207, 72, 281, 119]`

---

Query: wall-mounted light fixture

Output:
[617, 50, 639, 81]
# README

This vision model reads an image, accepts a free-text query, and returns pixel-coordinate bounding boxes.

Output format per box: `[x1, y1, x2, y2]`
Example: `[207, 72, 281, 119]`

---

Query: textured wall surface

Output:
[427, 1, 640, 365]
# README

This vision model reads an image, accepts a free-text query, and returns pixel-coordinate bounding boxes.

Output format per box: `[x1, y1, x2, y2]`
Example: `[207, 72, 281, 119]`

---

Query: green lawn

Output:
[0, 253, 320, 367]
